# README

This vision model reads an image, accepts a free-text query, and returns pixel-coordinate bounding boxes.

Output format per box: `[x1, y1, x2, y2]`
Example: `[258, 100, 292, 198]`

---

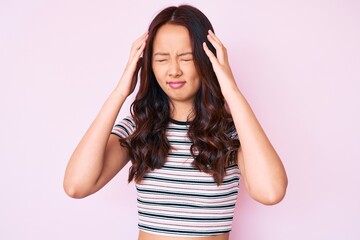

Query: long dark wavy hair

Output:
[120, 5, 240, 185]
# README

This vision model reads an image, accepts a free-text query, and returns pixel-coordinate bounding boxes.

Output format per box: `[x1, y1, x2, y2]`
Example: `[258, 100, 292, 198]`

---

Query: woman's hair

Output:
[121, 5, 240, 185]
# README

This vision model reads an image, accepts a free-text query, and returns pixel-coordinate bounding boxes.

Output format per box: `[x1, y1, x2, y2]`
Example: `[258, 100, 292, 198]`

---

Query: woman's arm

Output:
[63, 32, 148, 199]
[203, 30, 287, 205]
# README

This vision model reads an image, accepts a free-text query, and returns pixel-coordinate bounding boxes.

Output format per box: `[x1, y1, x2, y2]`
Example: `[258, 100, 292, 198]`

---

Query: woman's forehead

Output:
[152, 24, 192, 52]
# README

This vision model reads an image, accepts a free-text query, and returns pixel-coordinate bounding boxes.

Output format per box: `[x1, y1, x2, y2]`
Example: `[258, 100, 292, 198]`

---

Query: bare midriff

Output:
[138, 231, 230, 240]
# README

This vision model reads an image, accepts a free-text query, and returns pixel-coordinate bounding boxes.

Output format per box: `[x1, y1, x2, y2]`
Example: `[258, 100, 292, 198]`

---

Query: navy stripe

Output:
[137, 199, 235, 209]
[110, 132, 122, 138]
[168, 140, 193, 144]
[123, 117, 135, 128]
[139, 211, 233, 222]
[137, 187, 238, 199]
[168, 153, 192, 158]
[142, 175, 239, 185]
[114, 124, 131, 136]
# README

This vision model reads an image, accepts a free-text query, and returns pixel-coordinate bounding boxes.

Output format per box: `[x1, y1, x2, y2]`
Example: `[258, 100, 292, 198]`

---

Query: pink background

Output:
[1, 0, 359, 239]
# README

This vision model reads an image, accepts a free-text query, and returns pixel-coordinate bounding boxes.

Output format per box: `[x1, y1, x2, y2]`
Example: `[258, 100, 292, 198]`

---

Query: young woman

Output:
[64, 5, 288, 240]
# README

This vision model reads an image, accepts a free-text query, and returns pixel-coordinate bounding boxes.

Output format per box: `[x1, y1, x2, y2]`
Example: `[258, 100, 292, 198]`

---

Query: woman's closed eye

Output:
[180, 58, 193, 62]
[155, 59, 167, 62]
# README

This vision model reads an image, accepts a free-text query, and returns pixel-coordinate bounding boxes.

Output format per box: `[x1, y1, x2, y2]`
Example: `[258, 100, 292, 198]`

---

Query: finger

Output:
[203, 42, 218, 65]
[127, 42, 145, 74]
[207, 31, 227, 63]
[130, 32, 148, 56]
[134, 41, 146, 59]
[206, 35, 225, 64]
[129, 33, 148, 64]
[133, 32, 148, 47]
[208, 30, 222, 46]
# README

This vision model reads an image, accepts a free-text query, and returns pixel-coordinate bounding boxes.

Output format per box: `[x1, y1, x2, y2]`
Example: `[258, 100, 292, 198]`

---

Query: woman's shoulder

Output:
[112, 115, 136, 138]
[122, 115, 135, 126]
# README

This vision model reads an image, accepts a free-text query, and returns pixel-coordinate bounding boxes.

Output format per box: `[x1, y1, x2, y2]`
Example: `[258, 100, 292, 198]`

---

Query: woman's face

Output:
[152, 24, 201, 108]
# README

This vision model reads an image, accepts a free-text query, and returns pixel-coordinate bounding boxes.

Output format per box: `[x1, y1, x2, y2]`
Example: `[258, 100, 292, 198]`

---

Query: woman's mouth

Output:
[167, 81, 186, 89]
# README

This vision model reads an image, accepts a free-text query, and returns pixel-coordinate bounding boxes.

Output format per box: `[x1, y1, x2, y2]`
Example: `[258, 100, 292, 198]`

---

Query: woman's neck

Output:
[170, 101, 195, 122]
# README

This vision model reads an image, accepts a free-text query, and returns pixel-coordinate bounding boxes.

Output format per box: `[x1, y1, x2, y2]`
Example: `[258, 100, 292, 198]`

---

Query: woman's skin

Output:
[63, 33, 147, 199]
[152, 24, 201, 121]
[203, 30, 288, 205]
[138, 231, 229, 240]
[64, 23, 288, 240]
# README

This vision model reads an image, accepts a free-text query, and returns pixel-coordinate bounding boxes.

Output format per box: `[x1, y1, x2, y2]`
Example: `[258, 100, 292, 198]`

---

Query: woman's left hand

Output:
[204, 30, 288, 205]
[203, 30, 238, 95]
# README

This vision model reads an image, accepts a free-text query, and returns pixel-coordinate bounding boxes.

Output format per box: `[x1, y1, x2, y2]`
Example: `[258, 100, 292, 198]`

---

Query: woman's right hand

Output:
[63, 32, 148, 199]
[116, 32, 148, 98]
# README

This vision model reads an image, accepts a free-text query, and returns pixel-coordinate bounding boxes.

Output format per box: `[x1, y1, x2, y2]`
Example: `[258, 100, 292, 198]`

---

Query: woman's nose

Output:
[168, 60, 182, 77]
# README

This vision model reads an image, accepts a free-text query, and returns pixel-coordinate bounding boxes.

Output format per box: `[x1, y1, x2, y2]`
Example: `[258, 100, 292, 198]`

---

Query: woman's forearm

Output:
[225, 87, 288, 205]
[63, 89, 127, 197]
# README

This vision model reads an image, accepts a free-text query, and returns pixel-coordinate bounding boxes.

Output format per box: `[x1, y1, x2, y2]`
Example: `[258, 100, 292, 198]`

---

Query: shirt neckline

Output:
[169, 118, 191, 125]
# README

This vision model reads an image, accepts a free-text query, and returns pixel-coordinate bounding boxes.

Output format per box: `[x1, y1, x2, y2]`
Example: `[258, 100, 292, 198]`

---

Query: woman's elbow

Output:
[63, 179, 93, 199]
[250, 179, 288, 205]
[261, 187, 287, 205]
[262, 169, 289, 205]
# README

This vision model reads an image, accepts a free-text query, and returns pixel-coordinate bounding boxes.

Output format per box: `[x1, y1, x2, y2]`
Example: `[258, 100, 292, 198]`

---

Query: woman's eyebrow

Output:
[153, 52, 170, 56]
[153, 52, 193, 57]
[177, 52, 193, 57]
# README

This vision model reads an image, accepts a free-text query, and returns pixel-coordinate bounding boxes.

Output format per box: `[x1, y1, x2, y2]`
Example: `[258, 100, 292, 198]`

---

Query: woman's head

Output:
[127, 5, 239, 185]
[137, 5, 220, 115]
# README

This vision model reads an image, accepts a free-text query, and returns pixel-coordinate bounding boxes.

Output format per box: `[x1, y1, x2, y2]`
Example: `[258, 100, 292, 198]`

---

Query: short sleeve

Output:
[111, 116, 136, 138]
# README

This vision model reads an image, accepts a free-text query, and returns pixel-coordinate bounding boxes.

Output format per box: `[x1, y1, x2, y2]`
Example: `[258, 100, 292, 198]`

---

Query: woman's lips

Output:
[167, 81, 186, 89]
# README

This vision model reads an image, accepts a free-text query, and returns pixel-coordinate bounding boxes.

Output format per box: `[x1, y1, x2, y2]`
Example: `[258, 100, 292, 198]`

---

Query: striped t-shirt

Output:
[111, 116, 240, 237]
